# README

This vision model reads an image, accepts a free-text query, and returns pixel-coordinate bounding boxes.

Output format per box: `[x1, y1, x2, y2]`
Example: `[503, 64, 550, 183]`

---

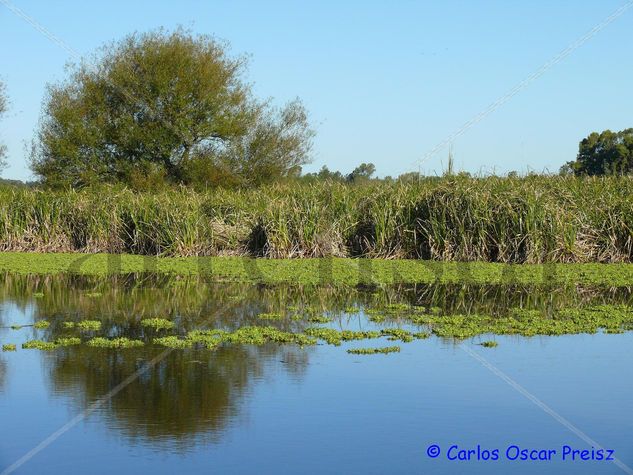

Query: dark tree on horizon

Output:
[562, 128, 633, 176]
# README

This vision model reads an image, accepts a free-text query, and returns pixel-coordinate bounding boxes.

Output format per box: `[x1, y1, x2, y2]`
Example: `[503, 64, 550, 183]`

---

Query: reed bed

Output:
[1, 175, 632, 263]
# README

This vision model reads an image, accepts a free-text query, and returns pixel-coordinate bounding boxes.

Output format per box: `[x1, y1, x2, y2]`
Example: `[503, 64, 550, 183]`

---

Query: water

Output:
[0, 274, 632, 474]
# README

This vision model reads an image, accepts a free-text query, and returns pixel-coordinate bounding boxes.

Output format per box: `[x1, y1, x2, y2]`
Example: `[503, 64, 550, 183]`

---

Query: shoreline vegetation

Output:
[0, 177, 632, 264]
[1, 252, 633, 286]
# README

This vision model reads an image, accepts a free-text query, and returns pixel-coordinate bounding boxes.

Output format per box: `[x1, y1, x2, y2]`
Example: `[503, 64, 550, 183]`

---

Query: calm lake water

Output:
[0, 274, 632, 474]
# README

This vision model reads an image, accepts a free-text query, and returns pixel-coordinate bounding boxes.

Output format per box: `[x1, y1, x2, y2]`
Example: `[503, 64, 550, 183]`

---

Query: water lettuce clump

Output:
[76, 320, 102, 331]
[347, 346, 401, 355]
[33, 320, 50, 329]
[2, 343, 16, 352]
[380, 328, 414, 342]
[22, 339, 58, 350]
[55, 337, 82, 346]
[153, 336, 193, 349]
[223, 326, 316, 346]
[140, 318, 175, 330]
[407, 304, 633, 338]
[87, 337, 144, 348]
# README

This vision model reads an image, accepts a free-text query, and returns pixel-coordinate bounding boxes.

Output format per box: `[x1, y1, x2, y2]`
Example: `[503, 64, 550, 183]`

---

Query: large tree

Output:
[563, 129, 633, 176]
[30, 29, 313, 189]
[0, 81, 7, 173]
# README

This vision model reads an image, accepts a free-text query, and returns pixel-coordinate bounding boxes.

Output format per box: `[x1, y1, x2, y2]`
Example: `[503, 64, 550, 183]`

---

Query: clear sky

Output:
[1, 0, 632, 181]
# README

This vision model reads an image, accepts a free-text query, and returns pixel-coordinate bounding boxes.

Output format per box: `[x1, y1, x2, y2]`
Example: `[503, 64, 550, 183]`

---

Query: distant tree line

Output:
[562, 128, 633, 176]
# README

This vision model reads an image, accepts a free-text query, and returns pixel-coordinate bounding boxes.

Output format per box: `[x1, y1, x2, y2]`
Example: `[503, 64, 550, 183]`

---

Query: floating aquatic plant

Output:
[76, 320, 102, 331]
[86, 337, 144, 348]
[140, 318, 175, 330]
[347, 346, 401, 355]
[153, 336, 193, 349]
[480, 341, 498, 348]
[22, 340, 58, 350]
[380, 328, 414, 342]
[407, 304, 633, 338]
[2, 343, 16, 352]
[368, 314, 386, 323]
[306, 315, 332, 324]
[55, 337, 82, 346]
[33, 320, 50, 329]
[10, 325, 22, 330]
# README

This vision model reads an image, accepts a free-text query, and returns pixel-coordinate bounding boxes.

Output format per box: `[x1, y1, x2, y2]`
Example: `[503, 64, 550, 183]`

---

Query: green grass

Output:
[1, 177, 633, 264]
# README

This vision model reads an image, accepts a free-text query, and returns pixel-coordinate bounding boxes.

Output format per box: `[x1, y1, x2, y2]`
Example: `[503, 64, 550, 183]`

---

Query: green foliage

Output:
[564, 129, 633, 176]
[346, 162, 376, 182]
[22, 339, 58, 350]
[140, 318, 175, 330]
[1, 175, 633, 265]
[86, 337, 144, 348]
[31, 28, 313, 189]
[55, 337, 82, 346]
[76, 320, 102, 331]
[153, 336, 193, 349]
[2, 343, 16, 352]
[33, 320, 50, 329]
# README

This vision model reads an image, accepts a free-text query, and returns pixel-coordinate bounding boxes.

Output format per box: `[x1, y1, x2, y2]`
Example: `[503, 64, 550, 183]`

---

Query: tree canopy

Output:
[30, 29, 314, 189]
[346, 162, 376, 182]
[563, 129, 633, 176]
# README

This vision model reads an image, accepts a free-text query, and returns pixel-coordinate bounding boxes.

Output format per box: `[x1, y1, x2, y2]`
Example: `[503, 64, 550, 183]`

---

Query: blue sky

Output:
[0, 0, 632, 180]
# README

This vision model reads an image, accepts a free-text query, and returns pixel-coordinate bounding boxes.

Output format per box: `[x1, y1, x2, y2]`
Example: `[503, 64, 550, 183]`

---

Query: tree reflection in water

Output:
[46, 343, 308, 450]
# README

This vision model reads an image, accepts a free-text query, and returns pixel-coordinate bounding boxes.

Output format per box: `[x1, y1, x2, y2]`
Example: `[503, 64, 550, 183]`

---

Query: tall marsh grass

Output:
[1, 176, 632, 263]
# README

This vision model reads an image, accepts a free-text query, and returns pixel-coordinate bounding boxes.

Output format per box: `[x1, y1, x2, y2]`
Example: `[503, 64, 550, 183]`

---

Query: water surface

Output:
[1, 274, 632, 474]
